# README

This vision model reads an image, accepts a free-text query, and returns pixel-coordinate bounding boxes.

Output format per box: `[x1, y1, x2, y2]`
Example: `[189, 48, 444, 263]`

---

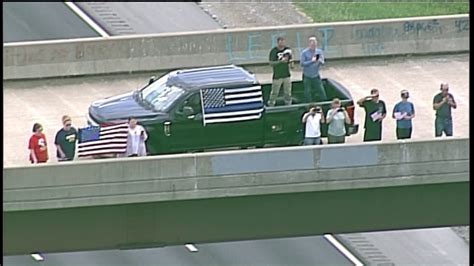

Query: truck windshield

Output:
[141, 76, 185, 112]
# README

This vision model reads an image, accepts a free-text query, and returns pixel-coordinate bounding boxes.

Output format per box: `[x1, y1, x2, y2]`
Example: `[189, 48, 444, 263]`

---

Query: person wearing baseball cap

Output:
[54, 115, 78, 161]
[392, 89, 415, 139]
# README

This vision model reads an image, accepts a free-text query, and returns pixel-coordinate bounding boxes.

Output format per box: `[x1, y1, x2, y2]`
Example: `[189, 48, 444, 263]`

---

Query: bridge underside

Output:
[4, 181, 468, 255]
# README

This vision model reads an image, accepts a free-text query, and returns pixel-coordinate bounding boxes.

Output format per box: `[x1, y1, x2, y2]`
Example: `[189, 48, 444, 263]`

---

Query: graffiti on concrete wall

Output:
[225, 27, 335, 63]
[403, 19, 443, 36]
[351, 25, 396, 55]
[352, 18, 452, 56]
[454, 19, 469, 33]
[225, 17, 467, 63]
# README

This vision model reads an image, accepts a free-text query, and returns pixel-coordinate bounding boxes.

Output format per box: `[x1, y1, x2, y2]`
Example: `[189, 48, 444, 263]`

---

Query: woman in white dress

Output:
[126, 117, 148, 157]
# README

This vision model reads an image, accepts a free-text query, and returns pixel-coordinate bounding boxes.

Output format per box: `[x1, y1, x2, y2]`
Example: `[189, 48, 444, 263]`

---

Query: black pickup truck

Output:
[87, 65, 358, 155]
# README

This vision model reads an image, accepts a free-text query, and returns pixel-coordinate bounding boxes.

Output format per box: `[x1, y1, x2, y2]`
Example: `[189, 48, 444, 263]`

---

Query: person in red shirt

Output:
[29, 123, 48, 164]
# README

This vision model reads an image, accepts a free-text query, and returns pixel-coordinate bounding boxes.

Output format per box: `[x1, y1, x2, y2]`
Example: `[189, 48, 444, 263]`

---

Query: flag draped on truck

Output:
[200, 85, 264, 125]
[77, 123, 129, 157]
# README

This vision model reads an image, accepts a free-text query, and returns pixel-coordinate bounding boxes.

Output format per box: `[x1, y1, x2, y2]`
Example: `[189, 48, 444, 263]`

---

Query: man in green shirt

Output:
[268, 37, 293, 107]
[357, 89, 387, 142]
[433, 83, 456, 137]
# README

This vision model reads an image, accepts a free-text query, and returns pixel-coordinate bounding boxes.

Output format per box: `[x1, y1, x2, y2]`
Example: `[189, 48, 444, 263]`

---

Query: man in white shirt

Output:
[302, 105, 325, 145]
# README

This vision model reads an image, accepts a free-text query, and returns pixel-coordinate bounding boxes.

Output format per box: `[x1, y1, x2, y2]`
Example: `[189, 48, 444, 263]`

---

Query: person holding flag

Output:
[77, 122, 129, 158]
[125, 117, 148, 157]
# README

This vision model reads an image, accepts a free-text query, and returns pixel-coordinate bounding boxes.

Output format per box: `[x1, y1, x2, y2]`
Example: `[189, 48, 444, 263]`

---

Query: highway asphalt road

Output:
[4, 228, 469, 265]
[3, 235, 353, 266]
[3, 2, 220, 42]
[75, 2, 221, 35]
[339, 228, 469, 265]
[3, 2, 99, 43]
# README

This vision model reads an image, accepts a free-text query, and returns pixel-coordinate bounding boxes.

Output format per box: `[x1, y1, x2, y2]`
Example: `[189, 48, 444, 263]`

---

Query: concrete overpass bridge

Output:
[3, 138, 469, 255]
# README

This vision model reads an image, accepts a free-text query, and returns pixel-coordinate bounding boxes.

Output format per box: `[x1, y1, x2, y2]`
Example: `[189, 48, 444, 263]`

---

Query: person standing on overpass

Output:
[433, 83, 457, 137]
[326, 98, 351, 144]
[357, 89, 387, 142]
[55, 115, 78, 162]
[268, 36, 293, 107]
[126, 117, 148, 157]
[300, 36, 327, 103]
[392, 90, 415, 139]
[302, 105, 325, 145]
[28, 123, 49, 164]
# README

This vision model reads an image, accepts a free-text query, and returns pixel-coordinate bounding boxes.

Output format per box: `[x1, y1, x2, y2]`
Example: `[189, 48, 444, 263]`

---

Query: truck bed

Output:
[261, 78, 357, 144]
[260, 78, 351, 106]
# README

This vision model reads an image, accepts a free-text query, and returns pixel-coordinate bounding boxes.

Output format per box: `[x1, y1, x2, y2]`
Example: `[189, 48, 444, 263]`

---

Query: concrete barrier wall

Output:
[4, 138, 469, 211]
[3, 14, 469, 80]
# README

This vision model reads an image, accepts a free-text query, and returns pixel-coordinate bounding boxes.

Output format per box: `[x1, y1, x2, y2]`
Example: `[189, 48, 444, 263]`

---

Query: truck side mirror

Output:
[148, 76, 156, 85]
[183, 106, 194, 116]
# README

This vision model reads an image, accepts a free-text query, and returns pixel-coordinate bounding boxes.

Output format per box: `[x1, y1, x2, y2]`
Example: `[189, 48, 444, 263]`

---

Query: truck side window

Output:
[178, 93, 202, 115]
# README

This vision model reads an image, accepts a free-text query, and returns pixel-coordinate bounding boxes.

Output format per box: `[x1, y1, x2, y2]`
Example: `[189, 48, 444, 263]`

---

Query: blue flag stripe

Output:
[204, 101, 264, 114]
[205, 114, 262, 124]
[201, 85, 264, 125]
[204, 108, 264, 118]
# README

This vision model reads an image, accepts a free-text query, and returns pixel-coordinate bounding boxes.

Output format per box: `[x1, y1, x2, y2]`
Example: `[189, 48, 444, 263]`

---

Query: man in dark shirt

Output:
[357, 89, 387, 142]
[433, 83, 457, 137]
[55, 115, 78, 161]
[268, 36, 293, 107]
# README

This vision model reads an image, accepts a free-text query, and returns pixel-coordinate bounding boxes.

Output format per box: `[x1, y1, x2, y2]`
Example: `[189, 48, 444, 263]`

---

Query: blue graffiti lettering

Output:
[455, 19, 469, 33]
[295, 31, 302, 55]
[403, 19, 442, 35]
[362, 42, 384, 55]
[247, 33, 262, 59]
[225, 28, 335, 63]
[353, 26, 383, 40]
[318, 27, 335, 51]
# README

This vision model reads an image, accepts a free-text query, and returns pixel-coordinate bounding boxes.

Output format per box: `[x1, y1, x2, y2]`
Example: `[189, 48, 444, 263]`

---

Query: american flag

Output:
[201, 85, 264, 125]
[77, 123, 129, 157]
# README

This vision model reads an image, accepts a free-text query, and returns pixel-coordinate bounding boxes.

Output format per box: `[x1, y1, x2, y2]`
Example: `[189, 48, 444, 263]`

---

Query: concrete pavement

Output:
[3, 53, 469, 166]
[3, 55, 469, 264]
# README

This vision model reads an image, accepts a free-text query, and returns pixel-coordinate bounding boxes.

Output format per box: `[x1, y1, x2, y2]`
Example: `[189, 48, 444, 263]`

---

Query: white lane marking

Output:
[31, 253, 44, 261]
[184, 243, 198, 252]
[64, 1, 110, 37]
[324, 234, 364, 266]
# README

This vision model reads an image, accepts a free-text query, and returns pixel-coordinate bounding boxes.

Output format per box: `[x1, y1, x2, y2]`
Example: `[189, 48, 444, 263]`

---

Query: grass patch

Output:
[294, 1, 469, 22]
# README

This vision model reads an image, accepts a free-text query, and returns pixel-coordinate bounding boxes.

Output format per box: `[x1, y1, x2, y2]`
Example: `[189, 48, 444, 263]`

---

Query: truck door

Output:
[167, 92, 204, 152]
[200, 85, 265, 149]
[201, 118, 264, 149]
